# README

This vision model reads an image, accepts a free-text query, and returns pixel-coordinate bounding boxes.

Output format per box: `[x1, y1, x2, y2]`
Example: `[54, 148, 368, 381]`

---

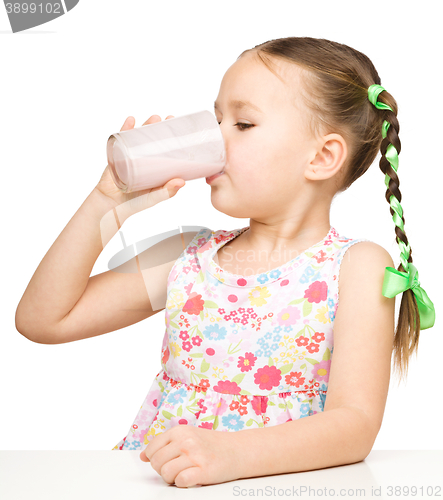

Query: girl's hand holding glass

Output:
[94, 114, 186, 221]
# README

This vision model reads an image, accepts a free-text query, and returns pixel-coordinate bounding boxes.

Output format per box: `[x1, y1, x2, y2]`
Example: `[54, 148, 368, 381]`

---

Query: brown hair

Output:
[239, 37, 420, 385]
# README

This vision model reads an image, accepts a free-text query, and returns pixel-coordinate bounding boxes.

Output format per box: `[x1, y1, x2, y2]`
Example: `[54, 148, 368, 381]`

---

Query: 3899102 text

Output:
[5, 2, 62, 14]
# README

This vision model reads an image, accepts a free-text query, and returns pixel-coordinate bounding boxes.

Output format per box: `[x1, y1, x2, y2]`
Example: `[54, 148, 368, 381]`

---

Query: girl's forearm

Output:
[15, 188, 121, 341]
[235, 407, 377, 479]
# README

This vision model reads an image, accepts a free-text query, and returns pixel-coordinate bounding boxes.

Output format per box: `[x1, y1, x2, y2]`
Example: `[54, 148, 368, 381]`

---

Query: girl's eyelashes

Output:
[217, 122, 254, 131]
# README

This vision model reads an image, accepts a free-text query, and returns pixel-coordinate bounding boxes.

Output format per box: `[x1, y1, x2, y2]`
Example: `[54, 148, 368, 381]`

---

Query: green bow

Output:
[368, 84, 435, 330]
[382, 264, 435, 330]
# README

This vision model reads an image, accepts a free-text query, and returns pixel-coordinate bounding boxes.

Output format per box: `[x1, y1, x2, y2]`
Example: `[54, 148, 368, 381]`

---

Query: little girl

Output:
[16, 36, 435, 488]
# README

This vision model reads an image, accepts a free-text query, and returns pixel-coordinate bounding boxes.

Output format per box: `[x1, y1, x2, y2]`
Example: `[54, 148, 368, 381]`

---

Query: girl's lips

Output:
[205, 171, 225, 184]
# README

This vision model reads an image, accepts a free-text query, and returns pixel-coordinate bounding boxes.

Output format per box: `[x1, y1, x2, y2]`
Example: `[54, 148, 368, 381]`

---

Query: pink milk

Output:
[107, 110, 226, 193]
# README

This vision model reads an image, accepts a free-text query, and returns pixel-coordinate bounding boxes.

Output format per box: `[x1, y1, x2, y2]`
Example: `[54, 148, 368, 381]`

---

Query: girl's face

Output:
[211, 52, 332, 221]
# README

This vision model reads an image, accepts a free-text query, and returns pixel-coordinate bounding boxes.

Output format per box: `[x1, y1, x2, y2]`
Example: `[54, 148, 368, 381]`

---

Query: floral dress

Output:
[112, 225, 370, 451]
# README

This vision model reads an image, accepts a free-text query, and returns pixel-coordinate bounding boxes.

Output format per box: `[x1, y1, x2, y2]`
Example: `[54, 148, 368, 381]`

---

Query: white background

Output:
[1, 0, 441, 450]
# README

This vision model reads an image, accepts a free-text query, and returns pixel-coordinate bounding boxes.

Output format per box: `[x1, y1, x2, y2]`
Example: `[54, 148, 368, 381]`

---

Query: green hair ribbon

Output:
[367, 84, 435, 330]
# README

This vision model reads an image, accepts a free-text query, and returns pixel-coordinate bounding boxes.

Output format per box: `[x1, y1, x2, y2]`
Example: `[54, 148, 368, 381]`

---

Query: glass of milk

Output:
[106, 110, 226, 193]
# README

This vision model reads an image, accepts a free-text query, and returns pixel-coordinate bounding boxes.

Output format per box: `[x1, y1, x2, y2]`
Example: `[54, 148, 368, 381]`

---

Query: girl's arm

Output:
[15, 114, 185, 344]
[15, 188, 118, 342]
[234, 242, 395, 478]
[14, 187, 189, 344]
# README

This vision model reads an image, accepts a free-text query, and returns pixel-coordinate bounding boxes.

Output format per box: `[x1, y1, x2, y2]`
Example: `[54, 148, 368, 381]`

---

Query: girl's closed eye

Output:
[217, 121, 254, 131]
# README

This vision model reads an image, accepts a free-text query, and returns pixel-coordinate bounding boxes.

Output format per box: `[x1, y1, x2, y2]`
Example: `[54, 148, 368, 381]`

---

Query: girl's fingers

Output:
[142, 115, 161, 126]
[141, 115, 174, 126]
[120, 114, 174, 132]
[164, 177, 185, 190]
[119, 116, 135, 132]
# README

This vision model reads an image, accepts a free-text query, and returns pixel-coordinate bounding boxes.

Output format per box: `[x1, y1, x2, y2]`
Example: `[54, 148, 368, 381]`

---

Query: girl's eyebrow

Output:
[214, 99, 263, 114]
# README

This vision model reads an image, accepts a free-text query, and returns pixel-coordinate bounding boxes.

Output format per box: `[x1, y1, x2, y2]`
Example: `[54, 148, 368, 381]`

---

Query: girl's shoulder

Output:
[333, 237, 395, 292]
[329, 230, 394, 276]
[338, 239, 394, 268]
[334, 235, 392, 262]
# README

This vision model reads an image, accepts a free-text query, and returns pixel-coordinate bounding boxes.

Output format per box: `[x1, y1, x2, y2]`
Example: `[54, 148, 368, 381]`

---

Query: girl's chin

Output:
[210, 197, 252, 219]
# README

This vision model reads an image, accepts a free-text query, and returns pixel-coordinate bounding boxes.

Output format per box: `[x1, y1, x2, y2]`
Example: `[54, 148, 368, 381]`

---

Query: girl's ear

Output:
[305, 133, 347, 181]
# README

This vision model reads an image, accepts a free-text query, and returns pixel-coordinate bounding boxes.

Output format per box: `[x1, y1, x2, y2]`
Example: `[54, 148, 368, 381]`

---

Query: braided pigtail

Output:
[368, 84, 435, 384]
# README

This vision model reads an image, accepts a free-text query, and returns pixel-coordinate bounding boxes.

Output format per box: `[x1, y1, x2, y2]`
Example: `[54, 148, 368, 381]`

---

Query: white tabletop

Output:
[0, 450, 441, 499]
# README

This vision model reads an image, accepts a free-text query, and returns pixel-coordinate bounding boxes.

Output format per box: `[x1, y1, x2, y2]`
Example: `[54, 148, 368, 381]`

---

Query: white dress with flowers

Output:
[112, 225, 370, 451]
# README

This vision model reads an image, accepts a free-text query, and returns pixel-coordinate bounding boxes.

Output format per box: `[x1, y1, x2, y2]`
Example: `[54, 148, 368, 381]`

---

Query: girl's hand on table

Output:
[139, 424, 244, 487]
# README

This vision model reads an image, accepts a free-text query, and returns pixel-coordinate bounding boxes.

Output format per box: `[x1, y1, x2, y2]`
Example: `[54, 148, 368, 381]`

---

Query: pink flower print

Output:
[231, 327, 254, 341]
[190, 261, 201, 274]
[197, 240, 213, 254]
[306, 343, 320, 354]
[179, 331, 189, 341]
[197, 398, 208, 414]
[276, 306, 301, 326]
[295, 336, 309, 347]
[229, 401, 240, 411]
[206, 397, 229, 416]
[304, 281, 328, 303]
[239, 339, 254, 351]
[312, 331, 325, 343]
[184, 282, 194, 296]
[161, 346, 170, 364]
[253, 365, 282, 390]
[198, 422, 214, 430]
[161, 331, 169, 351]
[237, 352, 257, 372]
[146, 389, 162, 410]
[312, 359, 331, 382]
[213, 380, 241, 395]
[215, 233, 232, 245]
[251, 395, 269, 415]
[186, 244, 199, 256]
[196, 235, 208, 245]
[134, 427, 149, 443]
[170, 417, 190, 427]
[139, 410, 150, 421]
[182, 341, 192, 352]
[313, 249, 328, 264]
[285, 371, 305, 388]
[199, 379, 211, 391]
[240, 395, 250, 405]
[278, 392, 291, 398]
[191, 335, 202, 346]
[204, 346, 229, 366]
[182, 292, 205, 316]
[275, 412, 292, 424]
